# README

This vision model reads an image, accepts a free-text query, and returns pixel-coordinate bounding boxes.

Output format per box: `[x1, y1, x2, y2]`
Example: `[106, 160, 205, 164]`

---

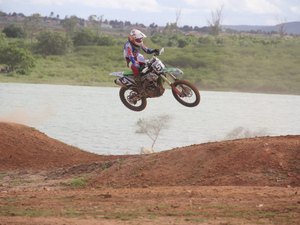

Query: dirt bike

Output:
[110, 48, 200, 111]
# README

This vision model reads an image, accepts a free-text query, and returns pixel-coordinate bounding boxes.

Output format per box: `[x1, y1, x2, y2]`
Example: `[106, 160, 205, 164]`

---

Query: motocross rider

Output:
[123, 29, 159, 88]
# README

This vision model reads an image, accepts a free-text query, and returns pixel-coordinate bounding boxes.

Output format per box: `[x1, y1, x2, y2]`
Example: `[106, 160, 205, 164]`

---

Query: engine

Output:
[141, 73, 165, 97]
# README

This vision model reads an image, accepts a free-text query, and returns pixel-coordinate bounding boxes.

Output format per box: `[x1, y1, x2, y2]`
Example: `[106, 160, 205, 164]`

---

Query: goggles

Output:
[135, 38, 143, 43]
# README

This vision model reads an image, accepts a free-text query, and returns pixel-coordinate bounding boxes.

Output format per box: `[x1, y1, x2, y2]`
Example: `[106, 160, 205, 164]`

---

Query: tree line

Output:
[0, 12, 120, 74]
[0, 6, 292, 75]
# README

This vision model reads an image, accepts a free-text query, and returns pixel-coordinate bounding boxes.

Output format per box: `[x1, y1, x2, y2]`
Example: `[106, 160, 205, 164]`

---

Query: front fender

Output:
[163, 67, 184, 78]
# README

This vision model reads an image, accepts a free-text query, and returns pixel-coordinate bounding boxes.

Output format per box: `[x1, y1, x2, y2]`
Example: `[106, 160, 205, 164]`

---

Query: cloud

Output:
[244, 0, 281, 14]
[290, 5, 300, 14]
[23, 0, 70, 5]
[96, 0, 160, 12]
[21, 0, 160, 12]
[183, 0, 224, 10]
[183, 0, 281, 14]
[1, 0, 297, 26]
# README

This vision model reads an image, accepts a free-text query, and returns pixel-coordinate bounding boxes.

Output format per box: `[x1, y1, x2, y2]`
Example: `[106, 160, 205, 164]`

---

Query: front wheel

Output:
[171, 80, 200, 107]
[119, 87, 147, 111]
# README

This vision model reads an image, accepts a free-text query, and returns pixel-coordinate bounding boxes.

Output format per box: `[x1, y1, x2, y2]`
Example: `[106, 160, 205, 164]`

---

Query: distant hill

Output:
[223, 21, 300, 35]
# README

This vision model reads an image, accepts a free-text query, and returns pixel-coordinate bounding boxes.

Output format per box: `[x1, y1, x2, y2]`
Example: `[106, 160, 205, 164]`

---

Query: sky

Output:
[0, 0, 299, 27]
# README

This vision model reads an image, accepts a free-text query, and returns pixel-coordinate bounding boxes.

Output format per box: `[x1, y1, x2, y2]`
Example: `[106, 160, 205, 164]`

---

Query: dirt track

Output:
[0, 122, 299, 224]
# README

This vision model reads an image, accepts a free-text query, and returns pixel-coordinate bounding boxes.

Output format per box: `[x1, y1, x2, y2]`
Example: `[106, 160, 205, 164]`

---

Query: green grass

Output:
[65, 177, 88, 188]
[185, 218, 207, 223]
[1, 34, 300, 94]
[104, 211, 140, 221]
[0, 205, 54, 217]
[0, 172, 7, 180]
[0, 199, 297, 224]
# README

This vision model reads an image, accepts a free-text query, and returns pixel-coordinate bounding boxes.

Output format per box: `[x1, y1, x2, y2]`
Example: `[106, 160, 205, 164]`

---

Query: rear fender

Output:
[110, 70, 134, 77]
[110, 70, 135, 86]
[115, 76, 136, 87]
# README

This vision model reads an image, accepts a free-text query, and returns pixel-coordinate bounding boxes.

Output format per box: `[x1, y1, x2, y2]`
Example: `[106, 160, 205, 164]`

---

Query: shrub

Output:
[35, 31, 72, 55]
[67, 177, 88, 188]
[0, 32, 6, 47]
[73, 29, 95, 46]
[178, 39, 188, 48]
[0, 45, 35, 74]
[96, 36, 115, 46]
[150, 34, 166, 46]
[224, 127, 269, 140]
[198, 36, 211, 45]
[2, 24, 26, 38]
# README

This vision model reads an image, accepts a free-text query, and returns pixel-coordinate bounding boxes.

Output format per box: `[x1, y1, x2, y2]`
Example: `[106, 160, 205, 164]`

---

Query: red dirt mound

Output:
[0, 122, 299, 187]
[91, 136, 300, 187]
[0, 122, 117, 170]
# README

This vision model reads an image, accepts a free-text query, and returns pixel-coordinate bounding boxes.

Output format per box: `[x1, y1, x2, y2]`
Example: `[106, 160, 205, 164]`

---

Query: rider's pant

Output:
[131, 64, 140, 77]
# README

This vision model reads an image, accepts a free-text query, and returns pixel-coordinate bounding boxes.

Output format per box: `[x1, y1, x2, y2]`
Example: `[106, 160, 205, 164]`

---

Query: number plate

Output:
[152, 59, 165, 73]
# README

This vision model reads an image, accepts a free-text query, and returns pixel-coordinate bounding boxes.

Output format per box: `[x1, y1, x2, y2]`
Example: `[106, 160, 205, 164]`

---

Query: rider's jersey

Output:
[123, 41, 153, 65]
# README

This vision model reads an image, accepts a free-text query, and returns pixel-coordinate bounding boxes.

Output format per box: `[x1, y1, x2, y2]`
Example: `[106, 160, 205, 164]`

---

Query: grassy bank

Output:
[1, 35, 300, 95]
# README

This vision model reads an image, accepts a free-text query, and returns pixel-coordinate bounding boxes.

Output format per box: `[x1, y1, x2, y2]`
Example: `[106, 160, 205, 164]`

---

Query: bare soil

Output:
[0, 122, 299, 224]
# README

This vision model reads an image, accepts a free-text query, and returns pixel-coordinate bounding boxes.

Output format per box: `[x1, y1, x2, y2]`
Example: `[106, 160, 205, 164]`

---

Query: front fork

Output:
[160, 73, 182, 96]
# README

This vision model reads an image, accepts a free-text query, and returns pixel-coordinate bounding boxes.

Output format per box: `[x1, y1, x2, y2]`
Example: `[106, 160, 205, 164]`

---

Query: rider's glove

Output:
[153, 49, 160, 55]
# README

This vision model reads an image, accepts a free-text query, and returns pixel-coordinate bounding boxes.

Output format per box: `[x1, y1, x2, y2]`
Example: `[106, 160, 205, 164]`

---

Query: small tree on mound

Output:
[135, 115, 171, 153]
[224, 127, 269, 140]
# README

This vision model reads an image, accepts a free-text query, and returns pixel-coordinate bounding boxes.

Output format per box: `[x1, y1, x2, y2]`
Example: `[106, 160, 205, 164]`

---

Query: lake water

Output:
[0, 83, 299, 155]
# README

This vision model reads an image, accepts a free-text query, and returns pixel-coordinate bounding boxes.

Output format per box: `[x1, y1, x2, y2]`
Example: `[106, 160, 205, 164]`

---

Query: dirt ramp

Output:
[92, 136, 300, 187]
[1, 122, 299, 187]
[0, 122, 114, 170]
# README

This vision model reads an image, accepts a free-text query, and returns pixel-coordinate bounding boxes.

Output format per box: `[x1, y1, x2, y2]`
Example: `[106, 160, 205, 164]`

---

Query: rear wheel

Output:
[171, 80, 200, 107]
[119, 87, 147, 111]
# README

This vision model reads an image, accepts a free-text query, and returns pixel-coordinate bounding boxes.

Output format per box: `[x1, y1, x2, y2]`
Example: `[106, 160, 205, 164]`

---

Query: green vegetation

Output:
[0, 44, 35, 74]
[0, 26, 300, 94]
[0, 205, 54, 217]
[2, 24, 26, 38]
[0, 172, 7, 180]
[35, 31, 72, 55]
[0, 192, 298, 224]
[66, 177, 88, 188]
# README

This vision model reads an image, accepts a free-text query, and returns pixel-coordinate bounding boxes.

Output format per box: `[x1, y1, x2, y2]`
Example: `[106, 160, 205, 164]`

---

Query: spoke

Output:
[176, 84, 196, 103]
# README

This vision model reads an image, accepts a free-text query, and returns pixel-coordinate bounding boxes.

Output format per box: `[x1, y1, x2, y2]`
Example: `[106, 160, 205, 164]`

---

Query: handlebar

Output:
[141, 48, 165, 74]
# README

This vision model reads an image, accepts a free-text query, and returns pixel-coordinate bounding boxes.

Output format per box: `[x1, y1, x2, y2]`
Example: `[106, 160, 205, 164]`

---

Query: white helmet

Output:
[129, 29, 147, 46]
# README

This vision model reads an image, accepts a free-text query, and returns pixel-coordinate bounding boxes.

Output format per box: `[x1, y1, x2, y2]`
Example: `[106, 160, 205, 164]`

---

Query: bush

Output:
[178, 39, 188, 48]
[150, 34, 166, 46]
[67, 177, 88, 188]
[96, 36, 115, 46]
[198, 36, 214, 45]
[35, 31, 72, 55]
[224, 127, 269, 140]
[73, 29, 95, 46]
[0, 32, 6, 47]
[2, 24, 26, 38]
[0, 44, 35, 74]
